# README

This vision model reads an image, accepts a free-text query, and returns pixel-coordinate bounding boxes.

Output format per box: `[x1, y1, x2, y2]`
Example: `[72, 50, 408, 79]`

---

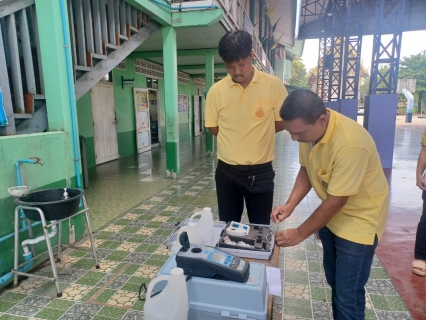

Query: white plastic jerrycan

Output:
[189, 207, 214, 246]
[144, 268, 189, 320]
[170, 223, 202, 254]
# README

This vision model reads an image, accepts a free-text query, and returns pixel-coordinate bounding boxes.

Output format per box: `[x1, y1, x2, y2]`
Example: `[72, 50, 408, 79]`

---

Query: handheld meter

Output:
[176, 232, 250, 283]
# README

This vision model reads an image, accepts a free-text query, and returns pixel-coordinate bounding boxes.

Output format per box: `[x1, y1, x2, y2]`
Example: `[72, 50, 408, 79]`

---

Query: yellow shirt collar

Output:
[226, 65, 262, 87]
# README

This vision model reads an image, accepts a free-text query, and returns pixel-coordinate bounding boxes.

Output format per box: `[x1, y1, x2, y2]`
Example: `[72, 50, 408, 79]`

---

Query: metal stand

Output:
[12, 195, 99, 297]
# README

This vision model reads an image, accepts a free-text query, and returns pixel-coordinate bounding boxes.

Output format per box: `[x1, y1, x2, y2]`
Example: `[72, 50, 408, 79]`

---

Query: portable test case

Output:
[153, 255, 269, 320]
[217, 222, 274, 260]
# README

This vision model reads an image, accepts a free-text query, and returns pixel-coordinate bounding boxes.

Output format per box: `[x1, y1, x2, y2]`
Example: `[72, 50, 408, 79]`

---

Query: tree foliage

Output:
[399, 53, 426, 109]
[290, 58, 308, 88]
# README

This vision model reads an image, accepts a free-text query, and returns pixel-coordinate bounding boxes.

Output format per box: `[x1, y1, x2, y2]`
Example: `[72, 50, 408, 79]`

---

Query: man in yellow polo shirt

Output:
[271, 89, 389, 319]
[205, 30, 287, 224]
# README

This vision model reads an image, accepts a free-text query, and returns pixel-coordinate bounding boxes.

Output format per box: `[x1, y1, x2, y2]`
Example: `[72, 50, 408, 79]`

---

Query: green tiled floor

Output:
[0, 134, 413, 319]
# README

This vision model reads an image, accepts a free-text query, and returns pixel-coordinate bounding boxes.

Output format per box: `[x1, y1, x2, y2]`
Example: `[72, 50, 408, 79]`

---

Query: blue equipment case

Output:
[154, 255, 269, 320]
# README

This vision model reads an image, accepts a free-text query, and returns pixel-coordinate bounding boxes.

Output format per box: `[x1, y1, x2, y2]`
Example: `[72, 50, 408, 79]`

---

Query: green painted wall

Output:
[0, 133, 85, 288]
[76, 92, 96, 168]
[113, 59, 147, 157]
[76, 58, 199, 166]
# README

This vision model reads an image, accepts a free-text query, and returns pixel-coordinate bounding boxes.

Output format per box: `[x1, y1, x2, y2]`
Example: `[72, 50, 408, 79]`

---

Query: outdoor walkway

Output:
[0, 116, 424, 320]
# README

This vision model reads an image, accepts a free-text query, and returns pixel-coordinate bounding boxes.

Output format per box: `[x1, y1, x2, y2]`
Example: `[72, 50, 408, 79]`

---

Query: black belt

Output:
[218, 159, 272, 171]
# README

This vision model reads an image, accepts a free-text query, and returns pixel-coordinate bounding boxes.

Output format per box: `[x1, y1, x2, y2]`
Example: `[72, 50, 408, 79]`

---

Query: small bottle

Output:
[63, 188, 69, 200]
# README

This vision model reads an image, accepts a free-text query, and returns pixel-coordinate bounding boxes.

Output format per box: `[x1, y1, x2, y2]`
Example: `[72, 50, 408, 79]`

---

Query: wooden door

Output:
[134, 88, 151, 153]
[91, 83, 119, 164]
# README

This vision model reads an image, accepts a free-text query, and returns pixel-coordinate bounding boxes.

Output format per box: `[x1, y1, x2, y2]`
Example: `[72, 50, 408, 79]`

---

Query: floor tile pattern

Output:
[0, 133, 413, 319]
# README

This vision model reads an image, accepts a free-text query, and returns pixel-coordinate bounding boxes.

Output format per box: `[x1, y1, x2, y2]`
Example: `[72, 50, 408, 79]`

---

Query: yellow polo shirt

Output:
[421, 128, 426, 146]
[205, 66, 287, 165]
[299, 109, 389, 245]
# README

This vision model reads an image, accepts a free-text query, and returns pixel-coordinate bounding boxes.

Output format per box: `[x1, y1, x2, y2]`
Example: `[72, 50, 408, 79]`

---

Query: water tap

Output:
[30, 157, 43, 166]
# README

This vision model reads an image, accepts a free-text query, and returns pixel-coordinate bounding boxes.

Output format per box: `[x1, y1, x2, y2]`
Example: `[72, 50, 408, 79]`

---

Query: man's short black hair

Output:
[218, 30, 252, 64]
[280, 89, 327, 125]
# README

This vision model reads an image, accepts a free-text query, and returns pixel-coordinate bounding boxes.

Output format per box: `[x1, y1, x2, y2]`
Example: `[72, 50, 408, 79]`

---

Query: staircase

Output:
[0, 0, 159, 136]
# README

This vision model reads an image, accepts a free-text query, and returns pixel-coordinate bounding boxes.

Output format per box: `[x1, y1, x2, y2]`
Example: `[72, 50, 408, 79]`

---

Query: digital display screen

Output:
[210, 251, 226, 264]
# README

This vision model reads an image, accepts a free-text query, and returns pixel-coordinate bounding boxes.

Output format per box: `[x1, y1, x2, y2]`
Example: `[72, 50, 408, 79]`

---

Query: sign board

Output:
[178, 94, 188, 113]
[397, 79, 416, 93]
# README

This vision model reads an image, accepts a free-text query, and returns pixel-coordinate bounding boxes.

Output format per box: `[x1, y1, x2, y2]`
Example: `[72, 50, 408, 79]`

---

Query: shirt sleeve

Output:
[273, 80, 288, 121]
[421, 128, 426, 146]
[205, 88, 218, 127]
[326, 147, 370, 197]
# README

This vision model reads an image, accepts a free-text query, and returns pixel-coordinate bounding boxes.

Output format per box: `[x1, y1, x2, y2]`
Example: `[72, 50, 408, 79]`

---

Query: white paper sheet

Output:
[266, 266, 282, 296]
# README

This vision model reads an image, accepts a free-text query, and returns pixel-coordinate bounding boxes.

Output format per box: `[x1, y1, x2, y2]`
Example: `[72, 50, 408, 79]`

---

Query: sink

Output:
[15, 188, 84, 221]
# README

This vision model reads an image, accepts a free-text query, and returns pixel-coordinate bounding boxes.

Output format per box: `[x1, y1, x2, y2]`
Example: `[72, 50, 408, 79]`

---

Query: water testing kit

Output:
[217, 222, 274, 260]
[154, 254, 269, 320]
[167, 220, 274, 260]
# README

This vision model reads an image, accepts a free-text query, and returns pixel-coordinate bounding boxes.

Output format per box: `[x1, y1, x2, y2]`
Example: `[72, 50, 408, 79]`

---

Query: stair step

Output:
[14, 113, 33, 119]
[114, 34, 128, 45]
[138, 16, 149, 28]
[86, 53, 107, 67]
[103, 42, 119, 55]
[75, 65, 92, 72]
[91, 53, 106, 60]
[129, 25, 139, 34]
[74, 65, 92, 81]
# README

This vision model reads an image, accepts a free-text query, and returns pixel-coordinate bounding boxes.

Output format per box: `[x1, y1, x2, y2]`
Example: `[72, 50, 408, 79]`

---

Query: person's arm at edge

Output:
[273, 79, 287, 134]
[208, 127, 219, 136]
[416, 145, 426, 190]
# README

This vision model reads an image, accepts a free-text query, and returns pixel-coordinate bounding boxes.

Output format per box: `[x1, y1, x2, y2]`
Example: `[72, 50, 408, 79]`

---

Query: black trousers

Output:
[416, 192, 426, 260]
[215, 160, 274, 225]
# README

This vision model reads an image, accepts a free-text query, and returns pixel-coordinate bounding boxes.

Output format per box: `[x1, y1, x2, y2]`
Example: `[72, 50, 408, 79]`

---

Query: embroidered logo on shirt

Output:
[255, 106, 265, 117]
[321, 181, 328, 189]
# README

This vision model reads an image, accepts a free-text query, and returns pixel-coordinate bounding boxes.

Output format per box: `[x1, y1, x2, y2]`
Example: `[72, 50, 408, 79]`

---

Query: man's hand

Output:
[207, 127, 219, 136]
[271, 204, 294, 223]
[416, 176, 426, 191]
[275, 228, 304, 247]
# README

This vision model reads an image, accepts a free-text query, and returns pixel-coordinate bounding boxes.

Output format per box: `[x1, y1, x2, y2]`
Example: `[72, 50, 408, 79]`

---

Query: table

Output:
[246, 243, 281, 320]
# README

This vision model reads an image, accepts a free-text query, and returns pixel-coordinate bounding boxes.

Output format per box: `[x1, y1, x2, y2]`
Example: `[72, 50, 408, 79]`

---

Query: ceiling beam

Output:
[129, 48, 218, 59]
[190, 73, 227, 78]
[172, 8, 223, 28]
[178, 64, 225, 70]
[125, 0, 171, 26]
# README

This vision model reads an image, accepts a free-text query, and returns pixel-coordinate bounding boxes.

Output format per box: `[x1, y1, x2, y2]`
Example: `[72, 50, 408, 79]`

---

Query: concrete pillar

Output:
[35, 0, 79, 184]
[162, 26, 180, 178]
[205, 53, 215, 157]
[364, 94, 397, 169]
